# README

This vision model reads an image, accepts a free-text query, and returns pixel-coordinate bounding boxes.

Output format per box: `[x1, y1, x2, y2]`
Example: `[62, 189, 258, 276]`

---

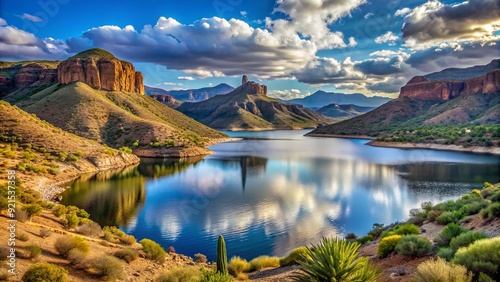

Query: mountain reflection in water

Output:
[61, 130, 500, 261]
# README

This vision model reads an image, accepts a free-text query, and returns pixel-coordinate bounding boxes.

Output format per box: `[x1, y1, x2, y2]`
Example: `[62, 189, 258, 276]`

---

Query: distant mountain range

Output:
[145, 83, 234, 102]
[315, 104, 374, 119]
[177, 76, 334, 130]
[285, 91, 392, 108]
[308, 59, 500, 137]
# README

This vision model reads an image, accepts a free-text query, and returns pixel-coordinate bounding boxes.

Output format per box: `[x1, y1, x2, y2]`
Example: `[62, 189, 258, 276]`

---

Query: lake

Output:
[61, 130, 500, 261]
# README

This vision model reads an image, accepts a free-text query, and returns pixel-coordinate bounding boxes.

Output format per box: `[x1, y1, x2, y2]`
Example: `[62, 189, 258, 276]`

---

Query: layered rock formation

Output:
[0, 64, 58, 94]
[151, 94, 179, 107]
[238, 75, 267, 95]
[400, 70, 500, 100]
[58, 56, 144, 94]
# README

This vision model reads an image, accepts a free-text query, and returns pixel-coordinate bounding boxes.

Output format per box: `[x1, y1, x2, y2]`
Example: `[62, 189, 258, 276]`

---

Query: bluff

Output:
[57, 48, 144, 94]
[0, 62, 59, 95]
[400, 64, 500, 101]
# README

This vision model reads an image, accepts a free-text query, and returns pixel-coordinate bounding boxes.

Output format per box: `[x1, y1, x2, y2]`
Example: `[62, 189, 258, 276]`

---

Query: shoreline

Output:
[305, 133, 375, 140]
[305, 133, 500, 155]
[38, 137, 242, 200]
[368, 140, 500, 155]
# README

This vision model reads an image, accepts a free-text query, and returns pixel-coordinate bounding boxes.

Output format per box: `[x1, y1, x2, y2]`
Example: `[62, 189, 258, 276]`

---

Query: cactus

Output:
[216, 235, 228, 274]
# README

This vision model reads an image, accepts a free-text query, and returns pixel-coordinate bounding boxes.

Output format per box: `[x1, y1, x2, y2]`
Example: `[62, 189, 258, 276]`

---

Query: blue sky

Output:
[0, 0, 499, 99]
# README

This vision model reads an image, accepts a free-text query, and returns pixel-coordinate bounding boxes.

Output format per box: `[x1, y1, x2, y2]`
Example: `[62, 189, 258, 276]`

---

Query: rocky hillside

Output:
[146, 83, 234, 102]
[308, 61, 500, 137]
[2, 49, 227, 158]
[0, 100, 139, 191]
[58, 48, 144, 94]
[400, 69, 500, 100]
[0, 61, 59, 95]
[177, 76, 333, 130]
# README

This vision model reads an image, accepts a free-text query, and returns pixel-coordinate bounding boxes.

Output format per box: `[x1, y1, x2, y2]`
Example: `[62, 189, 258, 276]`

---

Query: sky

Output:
[0, 0, 499, 99]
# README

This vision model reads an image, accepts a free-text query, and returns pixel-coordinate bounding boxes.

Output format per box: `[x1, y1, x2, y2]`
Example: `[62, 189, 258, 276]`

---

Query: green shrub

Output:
[450, 231, 487, 251]
[16, 232, 29, 242]
[437, 247, 455, 261]
[26, 244, 42, 258]
[452, 237, 500, 280]
[249, 255, 280, 271]
[194, 253, 207, 263]
[395, 235, 432, 257]
[434, 223, 468, 247]
[39, 227, 52, 238]
[65, 213, 79, 228]
[345, 233, 357, 240]
[74, 150, 84, 157]
[114, 248, 139, 263]
[436, 211, 458, 225]
[427, 210, 442, 222]
[52, 204, 67, 217]
[119, 146, 133, 154]
[119, 234, 136, 245]
[87, 256, 124, 281]
[482, 202, 500, 219]
[378, 235, 402, 258]
[68, 249, 87, 266]
[293, 237, 380, 282]
[228, 256, 251, 275]
[356, 235, 373, 245]
[22, 263, 69, 282]
[279, 246, 308, 266]
[77, 221, 102, 237]
[156, 267, 201, 282]
[22, 204, 43, 220]
[140, 239, 166, 261]
[76, 208, 90, 218]
[413, 258, 472, 282]
[380, 223, 420, 239]
[54, 235, 89, 258]
[66, 154, 78, 163]
[460, 200, 488, 216]
[368, 223, 385, 238]
[200, 269, 233, 282]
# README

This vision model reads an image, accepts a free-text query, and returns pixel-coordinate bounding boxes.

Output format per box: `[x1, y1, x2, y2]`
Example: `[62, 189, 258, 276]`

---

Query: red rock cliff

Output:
[234, 75, 267, 95]
[400, 70, 500, 100]
[57, 57, 144, 94]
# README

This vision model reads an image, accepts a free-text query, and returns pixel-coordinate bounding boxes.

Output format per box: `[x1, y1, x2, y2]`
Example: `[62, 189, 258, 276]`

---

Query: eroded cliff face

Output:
[400, 70, 500, 100]
[0, 64, 58, 93]
[57, 57, 144, 94]
[234, 75, 267, 95]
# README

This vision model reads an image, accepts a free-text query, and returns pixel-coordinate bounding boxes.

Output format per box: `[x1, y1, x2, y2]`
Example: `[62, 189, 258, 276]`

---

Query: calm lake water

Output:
[61, 130, 500, 261]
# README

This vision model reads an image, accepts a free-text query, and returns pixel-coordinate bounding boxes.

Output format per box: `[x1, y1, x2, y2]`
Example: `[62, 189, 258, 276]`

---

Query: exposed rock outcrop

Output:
[400, 70, 500, 101]
[0, 64, 58, 94]
[151, 94, 179, 107]
[242, 75, 249, 84]
[58, 57, 144, 94]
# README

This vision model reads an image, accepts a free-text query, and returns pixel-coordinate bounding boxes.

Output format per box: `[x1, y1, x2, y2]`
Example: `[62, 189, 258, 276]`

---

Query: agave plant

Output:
[292, 237, 380, 282]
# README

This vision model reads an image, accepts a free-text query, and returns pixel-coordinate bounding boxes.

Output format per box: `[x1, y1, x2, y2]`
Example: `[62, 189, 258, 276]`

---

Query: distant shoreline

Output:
[306, 133, 500, 155]
[305, 133, 375, 140]
[368, 140, 500, 155]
